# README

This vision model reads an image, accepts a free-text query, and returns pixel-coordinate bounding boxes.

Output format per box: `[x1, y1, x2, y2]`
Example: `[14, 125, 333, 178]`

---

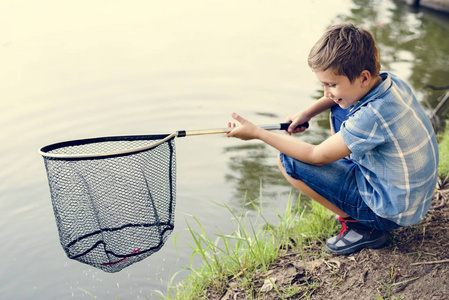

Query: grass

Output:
[156, 194, 338, 299]
[438, 121, 449, 176]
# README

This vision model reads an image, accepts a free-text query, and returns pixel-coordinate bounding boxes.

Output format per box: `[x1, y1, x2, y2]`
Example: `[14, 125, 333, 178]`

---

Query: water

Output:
[1, 0, 448, 299]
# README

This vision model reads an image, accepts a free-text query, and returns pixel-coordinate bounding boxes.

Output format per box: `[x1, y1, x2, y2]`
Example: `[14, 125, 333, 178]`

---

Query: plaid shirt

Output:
[340, 72, 439, 226]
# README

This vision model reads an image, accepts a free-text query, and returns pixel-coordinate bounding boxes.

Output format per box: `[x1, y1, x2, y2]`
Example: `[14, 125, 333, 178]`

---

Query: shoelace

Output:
[337, 216, 375, 237]
[337, 216, 349, 238]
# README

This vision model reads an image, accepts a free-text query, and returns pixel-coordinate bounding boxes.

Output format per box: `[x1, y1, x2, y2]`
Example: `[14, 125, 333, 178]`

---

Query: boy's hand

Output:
[284, 111, 311, 135]
[226, 113, 262, 141]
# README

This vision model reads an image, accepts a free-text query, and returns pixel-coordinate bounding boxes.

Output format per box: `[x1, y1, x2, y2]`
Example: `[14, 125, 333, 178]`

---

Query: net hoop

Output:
[39, 132, 177, 160]
[40, 133, 178, 272]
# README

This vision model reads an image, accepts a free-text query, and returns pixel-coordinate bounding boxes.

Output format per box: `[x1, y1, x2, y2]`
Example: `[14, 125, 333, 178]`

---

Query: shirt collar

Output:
[349, 72, 391, 114]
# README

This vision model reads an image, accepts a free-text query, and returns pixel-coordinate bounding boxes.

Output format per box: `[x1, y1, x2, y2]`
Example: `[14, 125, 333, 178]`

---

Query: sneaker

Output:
[326, 216, 389, 255]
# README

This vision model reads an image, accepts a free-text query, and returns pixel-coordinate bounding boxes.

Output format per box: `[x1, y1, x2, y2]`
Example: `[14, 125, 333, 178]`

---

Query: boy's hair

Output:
[308, 23, 381, 82]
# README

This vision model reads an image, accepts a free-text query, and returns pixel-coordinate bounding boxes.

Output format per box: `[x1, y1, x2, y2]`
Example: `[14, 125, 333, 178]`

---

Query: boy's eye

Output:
[324, 83, 336, 88]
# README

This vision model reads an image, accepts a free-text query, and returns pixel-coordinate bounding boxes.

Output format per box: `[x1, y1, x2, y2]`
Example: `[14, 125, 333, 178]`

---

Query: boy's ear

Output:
[359, 70, 372, 86]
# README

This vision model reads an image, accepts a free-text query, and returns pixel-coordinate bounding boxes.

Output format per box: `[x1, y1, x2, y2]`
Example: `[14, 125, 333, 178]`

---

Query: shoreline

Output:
[397, 0, 449, 14]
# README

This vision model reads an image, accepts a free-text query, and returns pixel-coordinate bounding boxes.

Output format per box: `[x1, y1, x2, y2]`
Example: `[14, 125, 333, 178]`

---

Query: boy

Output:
[226, 23, 439, 255]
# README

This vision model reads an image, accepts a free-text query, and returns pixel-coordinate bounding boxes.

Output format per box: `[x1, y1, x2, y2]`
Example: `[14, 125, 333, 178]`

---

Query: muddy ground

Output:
[217, 176, 449, 300]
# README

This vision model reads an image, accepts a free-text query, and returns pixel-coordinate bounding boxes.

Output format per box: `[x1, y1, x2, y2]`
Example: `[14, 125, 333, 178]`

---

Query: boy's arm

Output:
[227, 112, 350, 165]
[285, 96, 336, 134]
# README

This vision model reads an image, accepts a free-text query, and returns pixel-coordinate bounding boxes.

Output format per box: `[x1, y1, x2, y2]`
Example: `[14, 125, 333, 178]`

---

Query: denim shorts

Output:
[279, 106, 401, 231]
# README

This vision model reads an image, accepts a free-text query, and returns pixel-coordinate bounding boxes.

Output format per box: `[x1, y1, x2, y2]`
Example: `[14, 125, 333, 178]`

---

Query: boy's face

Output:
[315, 69, 367, 109]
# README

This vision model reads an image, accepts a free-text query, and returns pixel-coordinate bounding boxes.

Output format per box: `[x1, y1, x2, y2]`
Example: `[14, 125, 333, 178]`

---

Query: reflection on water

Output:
[225, 143, 290, 202]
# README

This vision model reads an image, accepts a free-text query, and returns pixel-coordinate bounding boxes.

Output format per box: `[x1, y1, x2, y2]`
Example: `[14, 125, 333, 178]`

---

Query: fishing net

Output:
[40, 134, 176, 273]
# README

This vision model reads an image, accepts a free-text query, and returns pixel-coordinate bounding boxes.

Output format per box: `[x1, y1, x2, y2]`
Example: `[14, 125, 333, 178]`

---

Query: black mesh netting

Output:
[41, 135, 176, 273]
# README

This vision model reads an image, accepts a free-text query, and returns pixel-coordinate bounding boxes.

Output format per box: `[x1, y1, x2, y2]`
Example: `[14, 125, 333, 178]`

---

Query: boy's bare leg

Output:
[330, 113, 336, 135]
[278, 156, 349, 218]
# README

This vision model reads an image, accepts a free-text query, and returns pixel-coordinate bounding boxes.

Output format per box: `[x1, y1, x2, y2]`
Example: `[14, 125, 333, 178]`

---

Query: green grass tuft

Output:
[438, 121, 449, 176]
[156, 193, 337, 299]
